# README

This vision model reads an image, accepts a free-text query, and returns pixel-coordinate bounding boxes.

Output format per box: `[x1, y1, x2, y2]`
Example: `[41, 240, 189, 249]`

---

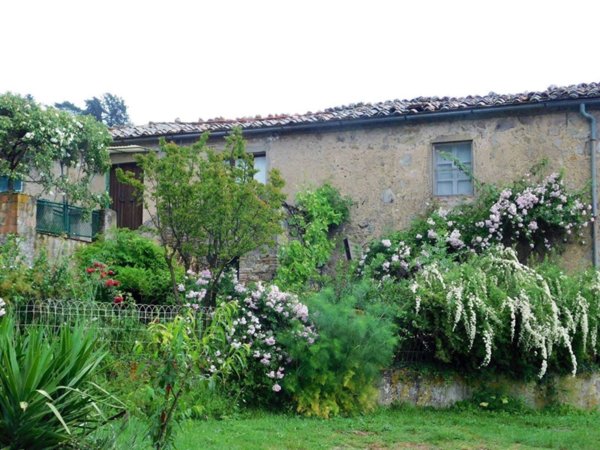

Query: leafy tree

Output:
[53, 100, 84, 116]
[118, 128, 285, 305]
[83, 97, 106, 122]
[55, 93, 131, 127]
[99, 93, 130, 127]
[0, 92, 111, 207]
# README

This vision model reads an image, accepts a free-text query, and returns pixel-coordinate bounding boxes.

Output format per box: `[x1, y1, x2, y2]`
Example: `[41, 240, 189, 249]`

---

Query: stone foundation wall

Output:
[379, 368, 600, 410]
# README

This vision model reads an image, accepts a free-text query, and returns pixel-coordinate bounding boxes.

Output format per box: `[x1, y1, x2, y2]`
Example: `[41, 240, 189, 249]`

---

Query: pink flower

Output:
[272, 383, 282, 392]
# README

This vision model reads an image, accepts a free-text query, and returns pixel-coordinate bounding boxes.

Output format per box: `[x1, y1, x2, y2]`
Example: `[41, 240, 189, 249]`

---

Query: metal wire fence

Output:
[13, 300, 201, 349]
[13, 300, 433, 364]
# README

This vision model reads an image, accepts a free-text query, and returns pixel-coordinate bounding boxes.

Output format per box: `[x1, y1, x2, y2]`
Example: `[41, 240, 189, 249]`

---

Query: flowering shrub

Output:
[75, 229, 181, 304]
[396, 247, 600, 378]
[84, 261, 126, 304]
[179, 270, 316, 405]
[227, 282, 316, 402]
[360, 168, 591, 282]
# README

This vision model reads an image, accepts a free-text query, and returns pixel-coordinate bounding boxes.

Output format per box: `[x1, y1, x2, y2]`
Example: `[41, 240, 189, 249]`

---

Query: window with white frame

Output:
[433, 141, 473, 196]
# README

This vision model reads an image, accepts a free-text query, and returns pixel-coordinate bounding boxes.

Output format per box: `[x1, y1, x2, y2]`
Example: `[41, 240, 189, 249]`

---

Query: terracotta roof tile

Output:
[111, 82, 600, 140]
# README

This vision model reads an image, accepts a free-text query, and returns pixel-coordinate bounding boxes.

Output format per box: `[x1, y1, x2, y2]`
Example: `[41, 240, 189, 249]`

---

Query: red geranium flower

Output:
[114, 296, 123, 304]
[86, 267, 95, 274]
[105, 279, 121, 287]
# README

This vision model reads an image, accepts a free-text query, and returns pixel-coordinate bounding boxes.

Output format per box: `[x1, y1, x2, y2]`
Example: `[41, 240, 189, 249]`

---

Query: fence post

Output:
[98, 208, 117, 238]
[62, 201, 70, 237]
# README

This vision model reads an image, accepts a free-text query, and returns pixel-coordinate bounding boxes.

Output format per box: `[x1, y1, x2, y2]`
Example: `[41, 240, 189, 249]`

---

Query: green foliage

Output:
[284, 283, 397, 418]
[0, 92, 111, 208]
[141, 305, 248, 449]
[118, 128, 285, 305]
[55, 92, 131, 127]
[276, 183, 352, 292]
[397, 247, 600, 378]
[0, 317, 123, 449]
[0, 235, 81, 304]
[453, 389, 531, 413]
[75, 229, 180, 304]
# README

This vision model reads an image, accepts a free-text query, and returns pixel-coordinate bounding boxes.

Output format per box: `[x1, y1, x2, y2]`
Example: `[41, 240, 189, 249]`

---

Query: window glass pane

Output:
[457, 180, 474, 195]
[436, 181, 454, 196]
[253, 155, 267, 184]
[435, 167, 454, 182]
[455, 144, 472, 163]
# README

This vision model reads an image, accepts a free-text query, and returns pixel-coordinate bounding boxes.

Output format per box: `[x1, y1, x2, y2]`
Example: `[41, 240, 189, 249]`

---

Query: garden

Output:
[2, 93, 600, 449]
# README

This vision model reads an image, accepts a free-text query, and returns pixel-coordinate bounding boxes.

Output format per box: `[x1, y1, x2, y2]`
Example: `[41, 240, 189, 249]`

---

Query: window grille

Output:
[36, 199, 101, 240]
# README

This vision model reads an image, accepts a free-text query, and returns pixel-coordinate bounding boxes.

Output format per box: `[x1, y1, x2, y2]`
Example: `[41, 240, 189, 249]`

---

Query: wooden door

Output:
[110, 163, 143, 229]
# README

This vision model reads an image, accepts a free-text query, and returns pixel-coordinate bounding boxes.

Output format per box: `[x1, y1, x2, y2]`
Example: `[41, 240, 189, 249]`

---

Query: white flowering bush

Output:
[397, 246, 600, 378]
[0, 92, 112, 207]
[359, 167, 591, 282]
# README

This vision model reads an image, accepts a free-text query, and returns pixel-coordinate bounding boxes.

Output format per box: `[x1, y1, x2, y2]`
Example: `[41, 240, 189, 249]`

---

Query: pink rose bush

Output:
[179, 269, 316, 401]
[359, 169, 592, 282]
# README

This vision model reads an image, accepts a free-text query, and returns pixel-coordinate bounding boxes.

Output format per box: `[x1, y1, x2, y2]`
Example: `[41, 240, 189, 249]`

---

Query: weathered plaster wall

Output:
[379, 368, 600, 410]
[241, 110, 597, 270]
[107, 109, 599, 276]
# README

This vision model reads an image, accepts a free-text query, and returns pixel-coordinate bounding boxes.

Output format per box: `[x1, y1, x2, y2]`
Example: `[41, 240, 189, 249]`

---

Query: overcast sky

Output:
[2, 0, 599, 126]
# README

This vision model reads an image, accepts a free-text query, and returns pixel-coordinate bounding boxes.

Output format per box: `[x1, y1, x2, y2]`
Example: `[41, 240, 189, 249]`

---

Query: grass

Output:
[101, 404, 600, 449]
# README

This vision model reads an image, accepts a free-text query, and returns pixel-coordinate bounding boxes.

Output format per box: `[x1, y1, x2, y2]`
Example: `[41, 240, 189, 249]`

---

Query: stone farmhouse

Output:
[109, 83, 600, 275]
[2, 82, 600, 276]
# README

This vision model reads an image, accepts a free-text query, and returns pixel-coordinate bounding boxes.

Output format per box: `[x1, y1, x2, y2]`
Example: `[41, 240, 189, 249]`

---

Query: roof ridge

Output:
[110, 82, 600, 140]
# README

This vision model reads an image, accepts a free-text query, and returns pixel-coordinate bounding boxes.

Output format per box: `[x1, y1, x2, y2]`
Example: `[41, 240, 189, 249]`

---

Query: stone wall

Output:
[379, 368, 600, 410]
[239, 246, 279, 283]
[0, 193, 116, 263]
[247, 110, 598, 271]
[110, 109, 600, 277]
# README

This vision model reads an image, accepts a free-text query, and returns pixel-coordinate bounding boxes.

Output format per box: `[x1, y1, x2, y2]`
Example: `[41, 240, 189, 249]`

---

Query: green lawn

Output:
[108, 405, 600, 449]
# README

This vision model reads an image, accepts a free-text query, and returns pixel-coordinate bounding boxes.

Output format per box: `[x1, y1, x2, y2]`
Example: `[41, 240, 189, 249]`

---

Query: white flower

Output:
[381, 239, 392, 248]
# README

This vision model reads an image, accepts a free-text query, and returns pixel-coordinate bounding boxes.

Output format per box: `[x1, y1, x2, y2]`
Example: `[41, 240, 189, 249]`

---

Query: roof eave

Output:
[111, 98, 600, 145]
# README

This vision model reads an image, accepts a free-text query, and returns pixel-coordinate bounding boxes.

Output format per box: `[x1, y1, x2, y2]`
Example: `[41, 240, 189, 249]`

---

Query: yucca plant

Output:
[0, 317, 120, 449]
